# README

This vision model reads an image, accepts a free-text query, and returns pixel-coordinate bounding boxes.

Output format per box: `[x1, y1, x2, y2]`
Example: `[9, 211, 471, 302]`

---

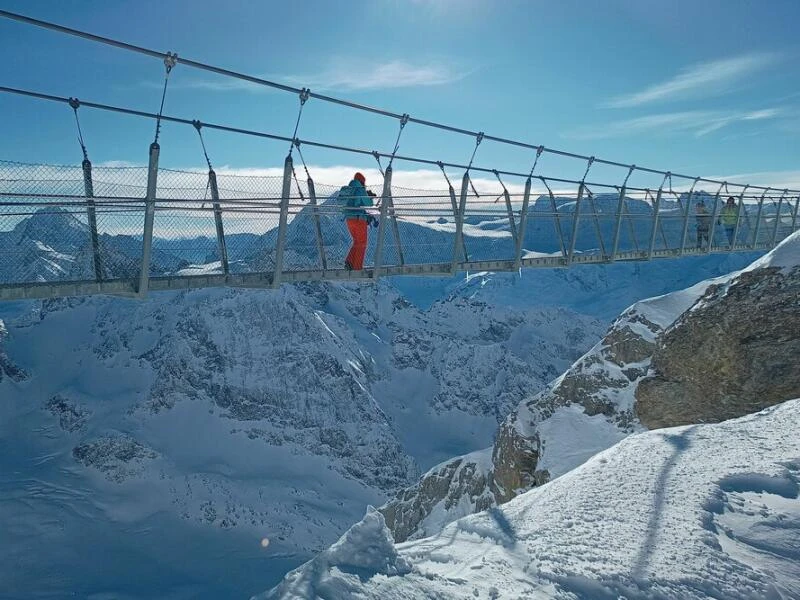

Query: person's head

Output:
[727, 196, 736, 205]
[354, 172, 366, 186]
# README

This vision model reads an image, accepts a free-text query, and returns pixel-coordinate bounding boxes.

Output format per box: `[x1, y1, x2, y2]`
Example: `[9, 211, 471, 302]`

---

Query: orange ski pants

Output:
[345, 218, 368, 270]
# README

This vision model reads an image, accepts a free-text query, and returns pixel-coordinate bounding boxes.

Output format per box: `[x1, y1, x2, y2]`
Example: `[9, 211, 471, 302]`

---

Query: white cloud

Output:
[565, 108, 784, 140]
[710, 170, 800, 192]
[605, 52, 781, 108]
[283, 59, 468, 91]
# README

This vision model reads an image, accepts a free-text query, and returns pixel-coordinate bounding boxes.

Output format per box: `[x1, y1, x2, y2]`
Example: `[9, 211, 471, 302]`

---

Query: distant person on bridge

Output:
[695, 199, 711, 249]
[719, 196, 739, 246]
[341, 172, 374, 271]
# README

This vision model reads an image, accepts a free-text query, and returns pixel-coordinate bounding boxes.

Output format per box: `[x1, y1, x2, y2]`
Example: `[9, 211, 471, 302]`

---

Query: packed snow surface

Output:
[263, 399, 800, 599]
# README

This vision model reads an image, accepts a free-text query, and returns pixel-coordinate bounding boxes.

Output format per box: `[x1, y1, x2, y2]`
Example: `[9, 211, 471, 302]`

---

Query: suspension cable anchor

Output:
[299, 87, 310, 104]
[191, 119, 202, 132]
[400, 113, 410, 128]
[68, 97, 80, 110]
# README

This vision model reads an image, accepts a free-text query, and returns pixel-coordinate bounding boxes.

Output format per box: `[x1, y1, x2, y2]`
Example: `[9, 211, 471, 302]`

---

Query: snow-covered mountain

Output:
[262, 398, 800, 600]
[0, 276, 602, 598]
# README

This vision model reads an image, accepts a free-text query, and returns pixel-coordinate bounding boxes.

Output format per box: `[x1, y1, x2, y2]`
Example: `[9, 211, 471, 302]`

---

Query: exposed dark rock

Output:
[72, 434, 158, 482]
[45, 395, 91, 432]
[636, 266, 800, 428]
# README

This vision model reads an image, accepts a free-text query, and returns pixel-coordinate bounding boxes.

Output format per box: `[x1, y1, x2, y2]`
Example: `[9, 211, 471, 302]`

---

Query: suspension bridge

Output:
[1, 10, 798, 303]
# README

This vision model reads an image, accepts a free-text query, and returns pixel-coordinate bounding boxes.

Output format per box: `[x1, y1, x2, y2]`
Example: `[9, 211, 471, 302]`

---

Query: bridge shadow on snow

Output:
[631, 427, 696, 584]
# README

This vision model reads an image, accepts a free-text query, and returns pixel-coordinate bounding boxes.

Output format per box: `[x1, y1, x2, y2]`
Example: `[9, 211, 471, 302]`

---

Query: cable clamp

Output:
[68, 97, 80, 110]
[192, 119, 202, 132]
[299, 87, 310, 105]
[476, 132, 484, 146]
[164, 52, 178, 73]
[400, 113, 410, 128]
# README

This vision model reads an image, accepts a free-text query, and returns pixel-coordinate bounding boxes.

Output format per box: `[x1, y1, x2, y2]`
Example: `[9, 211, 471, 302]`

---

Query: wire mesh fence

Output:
[2, 158, 799, 293]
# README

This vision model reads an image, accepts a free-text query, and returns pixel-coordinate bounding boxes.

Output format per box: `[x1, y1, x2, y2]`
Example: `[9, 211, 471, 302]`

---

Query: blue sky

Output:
[1, 0, 798, 191]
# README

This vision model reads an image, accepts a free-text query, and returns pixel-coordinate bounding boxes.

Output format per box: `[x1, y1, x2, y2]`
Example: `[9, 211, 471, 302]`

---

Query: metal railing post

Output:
[514, 177, 532, 270]
[207, 168, 229, 276]
[541, 178, 567, 259]
[451, 171, 469, 273]
[138, 142, 159, 297]
[792, 195, 800, 233]
[770, 190, 788, 246]
[567, 157, 593, 265]
[502, 187, 518, 251]
[751, 189, 768, 248]
[307, 177, 327, 270]
[648, 177, 666, 258]
[611, 166, 634, 261]
[272, 154, 293, 288]
[730, 185, 748, 251]
[647, 190, 661, 257]
[567, 183, 584, 265]
[706, 183, 724, 252]
[81, 158, 102, 281]
[586, 189, 606, 256]
[679, 179, 699, 255]
[373, 165, 393, 279]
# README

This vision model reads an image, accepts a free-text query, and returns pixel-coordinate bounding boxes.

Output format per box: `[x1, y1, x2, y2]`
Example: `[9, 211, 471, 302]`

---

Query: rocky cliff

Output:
[636, 261, 800, 427]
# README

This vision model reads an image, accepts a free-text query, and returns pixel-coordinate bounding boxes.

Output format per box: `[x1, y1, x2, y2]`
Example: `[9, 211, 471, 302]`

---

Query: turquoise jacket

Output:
[341, 179, 373, 220]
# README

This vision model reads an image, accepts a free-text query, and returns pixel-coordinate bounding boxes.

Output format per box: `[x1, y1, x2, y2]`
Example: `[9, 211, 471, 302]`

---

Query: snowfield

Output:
[262, 399, 800, 600]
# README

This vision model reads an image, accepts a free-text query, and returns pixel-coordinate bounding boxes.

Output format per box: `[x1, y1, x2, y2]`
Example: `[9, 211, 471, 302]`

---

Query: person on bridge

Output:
[719, 196, 739, 246]
[695, 199, 711, 249]
[341, 172, 374, 271]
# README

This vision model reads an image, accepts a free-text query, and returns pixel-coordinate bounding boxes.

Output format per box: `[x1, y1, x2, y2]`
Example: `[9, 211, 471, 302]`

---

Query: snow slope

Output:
[262, 399, 800, 600]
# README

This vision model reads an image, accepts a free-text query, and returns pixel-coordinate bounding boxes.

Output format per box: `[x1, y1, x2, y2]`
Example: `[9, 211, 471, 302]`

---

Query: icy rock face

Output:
[45, 395, 91, 433]
[381, 449, 497, 543]
[257, 507, 410, 600]
[636, 262, 800, 428]
[0, 319, 27, 383]
[106, 286, 418, 492]
[72, 434, 159, 482]
[381, 301, 655, 541]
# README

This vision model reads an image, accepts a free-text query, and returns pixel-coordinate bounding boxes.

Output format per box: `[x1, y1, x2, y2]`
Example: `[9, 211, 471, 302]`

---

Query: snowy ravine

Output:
[260, 399, 800, 600]
[0, 279, 601, 598]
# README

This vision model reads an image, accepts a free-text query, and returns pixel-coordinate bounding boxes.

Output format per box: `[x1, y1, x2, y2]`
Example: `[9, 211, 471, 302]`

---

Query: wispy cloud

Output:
[156, 59, 469, 94]
[565, 108, 785, 140]
[711, 170, 800, 192]
[282, 59, 469, 91]
[605, 52, 781, 108]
